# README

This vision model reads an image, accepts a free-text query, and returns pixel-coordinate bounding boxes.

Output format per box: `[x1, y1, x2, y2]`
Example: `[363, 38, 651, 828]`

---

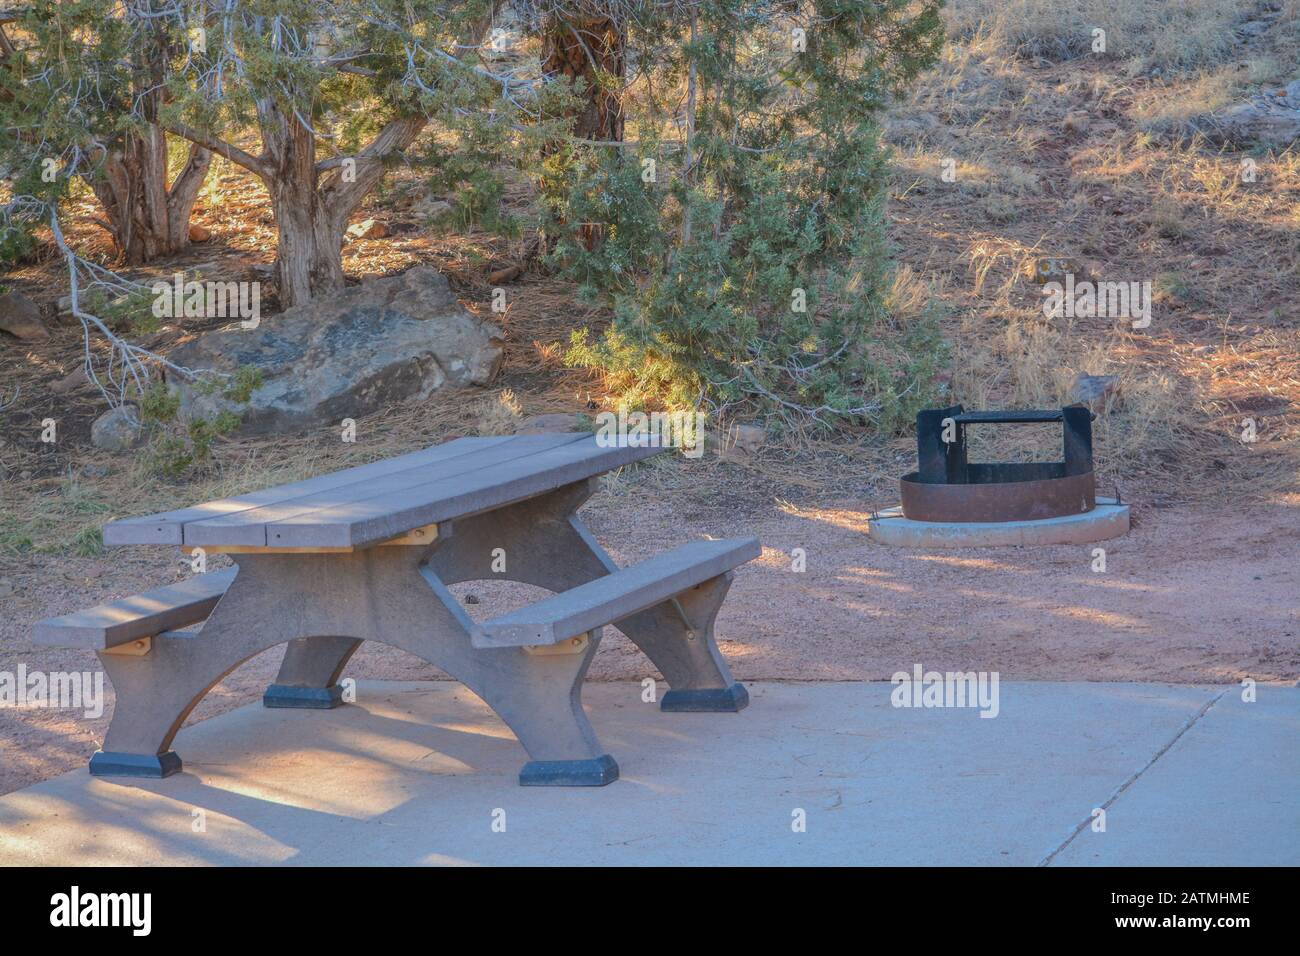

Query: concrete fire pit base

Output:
[869, 496, 1129, 548]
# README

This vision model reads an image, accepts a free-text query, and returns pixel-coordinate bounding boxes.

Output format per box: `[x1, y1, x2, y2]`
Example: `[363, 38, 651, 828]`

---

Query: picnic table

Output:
[35, 433, 759, 786]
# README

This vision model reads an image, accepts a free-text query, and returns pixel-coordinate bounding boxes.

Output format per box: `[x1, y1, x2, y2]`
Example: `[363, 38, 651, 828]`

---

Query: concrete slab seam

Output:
[1036, 687, 1229, 867]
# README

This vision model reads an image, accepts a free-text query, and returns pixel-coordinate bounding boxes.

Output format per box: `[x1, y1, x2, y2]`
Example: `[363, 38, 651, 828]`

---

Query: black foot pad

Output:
[263, 684, 345, 709]
[661, 683, 750, 713]
[89, 750, 182, 778]
[519, 754, 619, 787]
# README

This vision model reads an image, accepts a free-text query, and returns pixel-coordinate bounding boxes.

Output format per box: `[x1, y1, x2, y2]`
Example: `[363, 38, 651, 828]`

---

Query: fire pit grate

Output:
[900, 404, 1096, 523]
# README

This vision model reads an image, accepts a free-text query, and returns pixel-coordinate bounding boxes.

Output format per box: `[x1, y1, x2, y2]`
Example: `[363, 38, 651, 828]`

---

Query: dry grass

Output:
[3, 0, 1299, 560]
[880, 0, 1300, 500]
[947, 0, 1251, 73]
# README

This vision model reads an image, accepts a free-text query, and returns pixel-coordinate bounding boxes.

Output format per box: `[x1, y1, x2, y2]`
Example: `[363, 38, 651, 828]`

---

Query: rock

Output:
[488, 264, 523, 285]
[0, 579, 13, 599]
[169, 266, 504, 435]
[81, 462, 110, 479]
[515, 413, 582, 435]
[0, 291, 50, 341]
[1069, 373, 1122, 412]
[1197, 93, 1300, 149]
[91, 405, 144, 452]
[347, 218, 389, 240]
[730, 423, 765, 452]
[1028, 257, 1086, 285]
[719, 423, 765, 458]
[1063, 110, 1090, 135]
[50, 366, 88, 394]
[189, 224, 212, 242]
[1283, 79, 1300, 110]
[414, 198, 452, 221]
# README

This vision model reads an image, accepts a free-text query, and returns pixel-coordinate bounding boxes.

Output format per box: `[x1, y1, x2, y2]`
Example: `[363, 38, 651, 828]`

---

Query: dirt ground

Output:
[3, 1, 1299, 797]
[2, 478, 1296, 797]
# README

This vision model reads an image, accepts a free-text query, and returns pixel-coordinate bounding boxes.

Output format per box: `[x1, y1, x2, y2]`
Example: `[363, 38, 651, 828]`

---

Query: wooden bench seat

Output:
[472, 538, 760, 649]
[32, 569, 236, 650]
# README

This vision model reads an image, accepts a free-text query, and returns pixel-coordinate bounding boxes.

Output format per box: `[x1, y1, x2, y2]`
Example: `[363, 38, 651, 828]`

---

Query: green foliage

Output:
[546, 0, 947, 429]
[140, 367, 263, 477]
[0, 3, 141, 248]
[71, 526, 104, 557]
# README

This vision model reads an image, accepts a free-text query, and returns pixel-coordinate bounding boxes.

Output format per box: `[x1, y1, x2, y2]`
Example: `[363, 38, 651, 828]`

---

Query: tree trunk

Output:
[543, 17, 626, 142]
[84, 16, 211, 264]
[87, 131, 211, 265]
[543, 16, 627, 250]
[270, 183, 347, 311]
[259, 100, 347, 309]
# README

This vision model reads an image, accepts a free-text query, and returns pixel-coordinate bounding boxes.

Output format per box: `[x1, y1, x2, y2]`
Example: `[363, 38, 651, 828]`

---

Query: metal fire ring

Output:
[900, 404, 1097, 524]
[900, 469, 1096, 523]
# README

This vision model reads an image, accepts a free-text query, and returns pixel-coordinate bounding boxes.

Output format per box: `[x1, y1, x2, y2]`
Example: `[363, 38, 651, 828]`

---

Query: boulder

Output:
[347, 218, 389, 240]
[91, 405, 144, 452]
[1196, 90, 1300, 149]
[50, 366, 89, 394]
[0, 292, 50, 341]
[718, 423, 765, 459]
[168, 266, 503, 435]
[1069, 373, 1122, 412]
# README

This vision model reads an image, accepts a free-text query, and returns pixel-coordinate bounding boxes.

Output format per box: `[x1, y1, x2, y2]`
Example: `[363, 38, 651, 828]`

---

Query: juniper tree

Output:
[0, 2, 211, 264]
[546, 0, 946, 427]
[159, 0, 513, 307]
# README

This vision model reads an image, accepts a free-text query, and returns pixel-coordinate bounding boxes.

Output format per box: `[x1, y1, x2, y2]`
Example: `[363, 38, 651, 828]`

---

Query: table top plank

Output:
[102, 437, 516, 546]
[181, 433, 585, 548]
[266, 435, 664, 549]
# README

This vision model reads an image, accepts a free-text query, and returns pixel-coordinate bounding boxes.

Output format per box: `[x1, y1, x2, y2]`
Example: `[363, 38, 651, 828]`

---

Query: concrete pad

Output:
[869, 497, 1129, 547]
[0, 681, 1294, 866]
[1050, 686, 1300, 866]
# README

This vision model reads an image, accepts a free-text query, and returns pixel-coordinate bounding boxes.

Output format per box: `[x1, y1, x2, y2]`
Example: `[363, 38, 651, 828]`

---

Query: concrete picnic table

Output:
[36, 433, 759, 786]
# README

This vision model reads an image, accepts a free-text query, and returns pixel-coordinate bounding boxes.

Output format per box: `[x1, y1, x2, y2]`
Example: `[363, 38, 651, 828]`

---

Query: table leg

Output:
[264, 636, 362, 709]
[92, 548, 617, 785]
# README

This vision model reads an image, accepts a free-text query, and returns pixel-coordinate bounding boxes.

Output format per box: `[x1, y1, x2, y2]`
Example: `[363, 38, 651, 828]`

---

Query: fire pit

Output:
[901, 404, 1095, 523]
[870, 404, 1130, 548]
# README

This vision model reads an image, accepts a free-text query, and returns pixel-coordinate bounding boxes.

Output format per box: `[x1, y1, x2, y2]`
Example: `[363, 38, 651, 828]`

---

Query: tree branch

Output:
[319, 114, 427, 221]
[165, 121, 270, 179]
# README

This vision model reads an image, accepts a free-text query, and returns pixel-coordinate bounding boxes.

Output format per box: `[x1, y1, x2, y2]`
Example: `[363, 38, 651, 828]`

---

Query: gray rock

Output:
[91, 405, 144, 452]
[718, 423, 766, 459]
[1069, 373, 1122, 412]
[0, 292, 50, 341]
[1197, 93, 1300, 148]
[51, 366, 89, 394]
[168, 266, 503, 435]
[1282, 79, 1300, 110]
[730, 423, 765, 452]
